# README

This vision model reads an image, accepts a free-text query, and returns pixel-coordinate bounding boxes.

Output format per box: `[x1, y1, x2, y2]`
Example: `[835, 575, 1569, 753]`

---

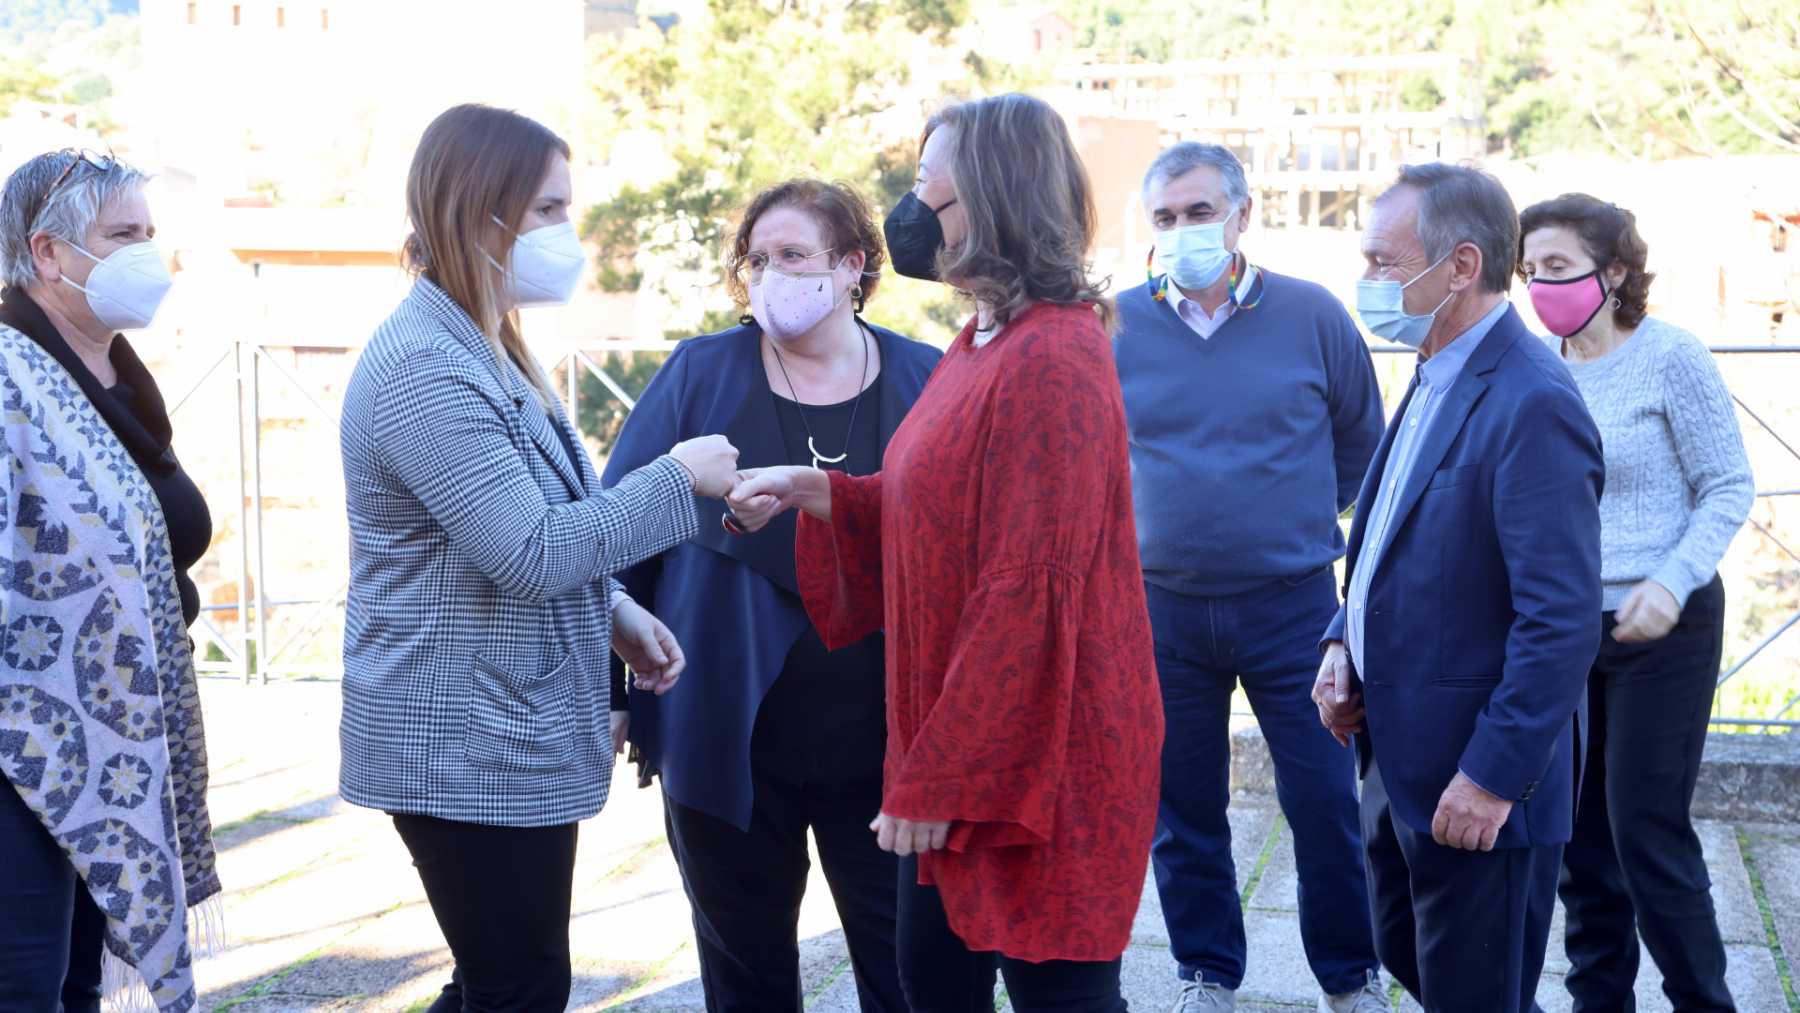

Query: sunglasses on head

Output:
[26, 148, 117, 233]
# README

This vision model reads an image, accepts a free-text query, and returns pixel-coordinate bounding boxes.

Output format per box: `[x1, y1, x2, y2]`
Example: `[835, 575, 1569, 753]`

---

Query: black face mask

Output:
[884, 191, 957, 281]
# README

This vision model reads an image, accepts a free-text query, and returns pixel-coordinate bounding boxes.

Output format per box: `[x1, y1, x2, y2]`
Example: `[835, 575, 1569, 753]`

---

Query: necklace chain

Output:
[770, 321, 871, 470]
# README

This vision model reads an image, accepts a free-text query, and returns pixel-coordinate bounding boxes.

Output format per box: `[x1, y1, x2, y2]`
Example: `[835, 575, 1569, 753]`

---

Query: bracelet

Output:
[669, 455, 697, 486]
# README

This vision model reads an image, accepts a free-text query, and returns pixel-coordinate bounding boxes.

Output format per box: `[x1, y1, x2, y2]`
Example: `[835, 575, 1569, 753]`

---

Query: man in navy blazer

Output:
[1313, 163, 1604, 1011]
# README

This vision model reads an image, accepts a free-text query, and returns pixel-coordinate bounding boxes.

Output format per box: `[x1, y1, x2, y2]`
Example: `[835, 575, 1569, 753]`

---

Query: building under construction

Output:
[1051, 53, 1486, 248]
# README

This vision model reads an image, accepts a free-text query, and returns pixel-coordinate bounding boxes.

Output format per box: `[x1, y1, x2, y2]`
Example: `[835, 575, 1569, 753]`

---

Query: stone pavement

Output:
[191, 681, 1800, 1012]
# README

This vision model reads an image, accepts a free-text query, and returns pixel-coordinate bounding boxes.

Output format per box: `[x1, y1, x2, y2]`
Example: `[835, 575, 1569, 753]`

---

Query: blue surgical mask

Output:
[1153, 208, 1237, 291]
[1355, 253, 1453, 349]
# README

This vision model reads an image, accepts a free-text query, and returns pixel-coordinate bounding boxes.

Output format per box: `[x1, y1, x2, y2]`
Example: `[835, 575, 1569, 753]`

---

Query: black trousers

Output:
[663, 774, 905, 1013]
[1362, 759, 1561, 1012]
[894, 854, 1127, 1013]
[0, 778, 105, 1013]
[1559, 576, 1736, 1012]
[392, 813, 580, 1013]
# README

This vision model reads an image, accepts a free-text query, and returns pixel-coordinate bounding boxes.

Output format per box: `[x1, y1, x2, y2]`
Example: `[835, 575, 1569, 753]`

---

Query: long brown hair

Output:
[403, 104, 569, 404]
[926, 94, 1111, 330]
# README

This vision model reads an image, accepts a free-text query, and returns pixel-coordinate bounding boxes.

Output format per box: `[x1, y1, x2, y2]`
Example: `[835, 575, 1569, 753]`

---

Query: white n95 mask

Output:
[487, 216, 586, 307]
[61, 240, 173, 332]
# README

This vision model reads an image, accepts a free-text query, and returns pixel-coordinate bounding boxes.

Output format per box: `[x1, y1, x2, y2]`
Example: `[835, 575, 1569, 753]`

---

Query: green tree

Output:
[1570, 0, 1800, 159]
[580, 0, 996, 349]
[1, 8, 140, 132]
[0, 55, 56, 117]
[1056, 0, 1799, 160]
[565, 351, 668, 460]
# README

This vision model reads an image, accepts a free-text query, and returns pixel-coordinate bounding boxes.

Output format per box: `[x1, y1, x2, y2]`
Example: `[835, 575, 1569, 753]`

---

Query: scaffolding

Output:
[1056, 54, 1485, 230]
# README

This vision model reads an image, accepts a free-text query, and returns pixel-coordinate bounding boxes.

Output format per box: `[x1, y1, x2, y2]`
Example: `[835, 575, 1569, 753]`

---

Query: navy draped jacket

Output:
[602, 320, 941, 830]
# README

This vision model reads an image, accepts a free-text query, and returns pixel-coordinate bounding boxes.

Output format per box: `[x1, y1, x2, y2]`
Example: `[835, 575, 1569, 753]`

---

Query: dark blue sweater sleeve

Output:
[1323, 303, 1384, 512]
[600, 344, 691, 710]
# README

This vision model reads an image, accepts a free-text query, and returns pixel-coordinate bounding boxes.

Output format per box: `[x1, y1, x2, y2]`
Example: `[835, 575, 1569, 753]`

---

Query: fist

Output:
[1431, 772, 1513, 852]
[1612, 580, 1680, 644]
[669, 434, 740, 498]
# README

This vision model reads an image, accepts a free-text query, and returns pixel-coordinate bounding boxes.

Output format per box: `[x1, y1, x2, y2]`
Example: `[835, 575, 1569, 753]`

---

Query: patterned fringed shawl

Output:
[0, 322, 220, 1012]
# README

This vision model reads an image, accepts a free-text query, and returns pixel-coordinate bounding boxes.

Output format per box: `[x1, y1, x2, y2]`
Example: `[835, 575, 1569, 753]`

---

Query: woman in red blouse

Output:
[729, 93, 1163, 1012]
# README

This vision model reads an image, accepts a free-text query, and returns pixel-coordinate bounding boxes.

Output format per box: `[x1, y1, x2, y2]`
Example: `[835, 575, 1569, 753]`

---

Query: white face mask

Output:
[486, 216, 585, 307]
[1153, 207, 1237, 291]
[61, 240, 173, 332]
[749, 262, 848, 342]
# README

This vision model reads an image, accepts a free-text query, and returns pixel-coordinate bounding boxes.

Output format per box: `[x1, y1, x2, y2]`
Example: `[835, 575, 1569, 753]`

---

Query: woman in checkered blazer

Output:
[337, 104, 740, 1012]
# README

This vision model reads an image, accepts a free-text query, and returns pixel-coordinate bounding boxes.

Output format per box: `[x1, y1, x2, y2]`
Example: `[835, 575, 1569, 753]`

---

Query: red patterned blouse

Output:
[795, 301, 1163, 963]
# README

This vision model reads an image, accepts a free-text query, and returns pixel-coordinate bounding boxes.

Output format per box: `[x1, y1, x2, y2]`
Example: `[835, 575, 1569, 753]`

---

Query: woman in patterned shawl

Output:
[0, 150, 219, 1012]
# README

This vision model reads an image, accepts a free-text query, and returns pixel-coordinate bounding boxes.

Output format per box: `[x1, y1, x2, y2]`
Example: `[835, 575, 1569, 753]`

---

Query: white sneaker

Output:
[1318, 972, 1391, 1012]
[1173, 974, 1235, 1012]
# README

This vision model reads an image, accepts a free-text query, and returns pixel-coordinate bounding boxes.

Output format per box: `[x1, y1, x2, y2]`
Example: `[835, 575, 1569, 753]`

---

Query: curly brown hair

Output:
[925, 93, 1113, 331]
[1518, 193, 1655, 329]
[723, 178, 885, 309]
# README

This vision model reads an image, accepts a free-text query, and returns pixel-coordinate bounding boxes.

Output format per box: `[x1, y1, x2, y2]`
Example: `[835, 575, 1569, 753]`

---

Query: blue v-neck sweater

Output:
[1113, 271, 1385, 597]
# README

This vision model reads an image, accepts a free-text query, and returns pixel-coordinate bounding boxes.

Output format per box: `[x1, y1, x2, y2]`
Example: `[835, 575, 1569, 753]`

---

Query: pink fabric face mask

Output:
[1528, 270, 1609, 338]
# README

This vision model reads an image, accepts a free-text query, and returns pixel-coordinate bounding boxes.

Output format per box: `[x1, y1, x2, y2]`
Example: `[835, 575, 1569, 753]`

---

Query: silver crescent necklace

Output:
[770, 320, 871, 470]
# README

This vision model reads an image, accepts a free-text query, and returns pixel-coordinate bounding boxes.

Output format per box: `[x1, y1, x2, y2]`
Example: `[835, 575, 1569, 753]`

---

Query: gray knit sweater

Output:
[1563, 317, 1754, 612]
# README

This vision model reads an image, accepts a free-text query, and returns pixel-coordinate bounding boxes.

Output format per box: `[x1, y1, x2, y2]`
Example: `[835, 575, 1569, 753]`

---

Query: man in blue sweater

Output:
[1114, 143, 1387, 1013]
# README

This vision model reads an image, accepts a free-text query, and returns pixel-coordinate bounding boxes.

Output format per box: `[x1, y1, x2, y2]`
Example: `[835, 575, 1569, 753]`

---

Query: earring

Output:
[851, 284, 865, 312]
[1611, 296, 1622, 309]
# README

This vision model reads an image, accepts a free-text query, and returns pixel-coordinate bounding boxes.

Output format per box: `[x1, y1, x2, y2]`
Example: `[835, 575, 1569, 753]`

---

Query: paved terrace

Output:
[192, 681, 1799, 1012]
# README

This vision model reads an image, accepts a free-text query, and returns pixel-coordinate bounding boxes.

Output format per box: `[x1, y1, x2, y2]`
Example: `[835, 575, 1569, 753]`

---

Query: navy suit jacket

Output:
[602, 320, 941, 831]
[1324, 304, 1604, 849]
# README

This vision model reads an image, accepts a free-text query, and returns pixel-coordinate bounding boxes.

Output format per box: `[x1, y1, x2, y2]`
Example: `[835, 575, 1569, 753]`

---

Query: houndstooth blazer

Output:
[338, 277, 698, 827]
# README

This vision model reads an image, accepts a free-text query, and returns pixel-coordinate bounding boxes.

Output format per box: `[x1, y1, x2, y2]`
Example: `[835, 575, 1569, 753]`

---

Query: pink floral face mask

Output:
[749, 261, 848, 341]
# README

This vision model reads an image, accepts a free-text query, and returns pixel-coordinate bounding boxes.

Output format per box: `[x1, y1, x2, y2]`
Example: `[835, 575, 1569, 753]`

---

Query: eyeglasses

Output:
[736, 246, 835, 283]
[25, 148, 117, 232]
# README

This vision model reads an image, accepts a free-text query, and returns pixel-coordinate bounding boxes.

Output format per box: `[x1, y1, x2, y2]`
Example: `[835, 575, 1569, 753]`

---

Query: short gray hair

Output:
[1, 151, 148, 288]
[1380, 163, 1518, 294]
[1141, 142, 1249, 212]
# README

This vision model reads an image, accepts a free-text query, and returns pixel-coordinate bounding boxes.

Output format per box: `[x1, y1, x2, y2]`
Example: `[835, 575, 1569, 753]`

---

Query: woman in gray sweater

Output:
[1520, 194, 1753, 1013]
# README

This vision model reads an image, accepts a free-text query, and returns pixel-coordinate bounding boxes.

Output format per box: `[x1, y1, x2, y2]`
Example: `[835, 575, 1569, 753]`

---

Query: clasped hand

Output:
[1310, 642, 1365, 748]
[722, 466, 808, 533]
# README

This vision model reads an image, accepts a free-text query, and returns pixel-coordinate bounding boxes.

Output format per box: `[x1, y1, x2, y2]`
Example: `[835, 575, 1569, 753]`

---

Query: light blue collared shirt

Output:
[1346, 299, 1511, 676]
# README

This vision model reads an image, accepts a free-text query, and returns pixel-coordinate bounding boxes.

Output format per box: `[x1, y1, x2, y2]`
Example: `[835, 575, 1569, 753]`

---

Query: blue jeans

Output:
[0, 777, 105, 1013]
[1145, 570, 1377, 994]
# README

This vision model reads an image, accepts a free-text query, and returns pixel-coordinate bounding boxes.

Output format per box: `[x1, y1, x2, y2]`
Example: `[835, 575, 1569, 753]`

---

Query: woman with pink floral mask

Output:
[1519, 194, 1752, 1012]
[602, 178, 941, 1013]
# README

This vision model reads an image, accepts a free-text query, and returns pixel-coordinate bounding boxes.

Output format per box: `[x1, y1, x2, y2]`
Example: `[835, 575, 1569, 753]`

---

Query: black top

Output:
[1, 287, 212, 626]
[749, 384, 888, 785]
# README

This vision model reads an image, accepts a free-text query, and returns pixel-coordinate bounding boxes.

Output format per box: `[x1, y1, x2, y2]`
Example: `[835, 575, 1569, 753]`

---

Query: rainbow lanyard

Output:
[1148, 248, 1264, 310]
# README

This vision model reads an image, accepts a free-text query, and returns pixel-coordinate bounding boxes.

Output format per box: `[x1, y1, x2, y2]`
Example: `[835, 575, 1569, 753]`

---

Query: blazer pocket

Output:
[464, 653, 580, 773]
[1430, 674, 1502, 687]
[1425, 465, 1475, 491]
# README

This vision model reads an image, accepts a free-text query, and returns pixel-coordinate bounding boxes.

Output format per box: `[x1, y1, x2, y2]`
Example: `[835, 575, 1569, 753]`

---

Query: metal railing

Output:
[1369, 343, 1800, 730]
[168, 336, 680, 683]
[173, 336, 1800, 730]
